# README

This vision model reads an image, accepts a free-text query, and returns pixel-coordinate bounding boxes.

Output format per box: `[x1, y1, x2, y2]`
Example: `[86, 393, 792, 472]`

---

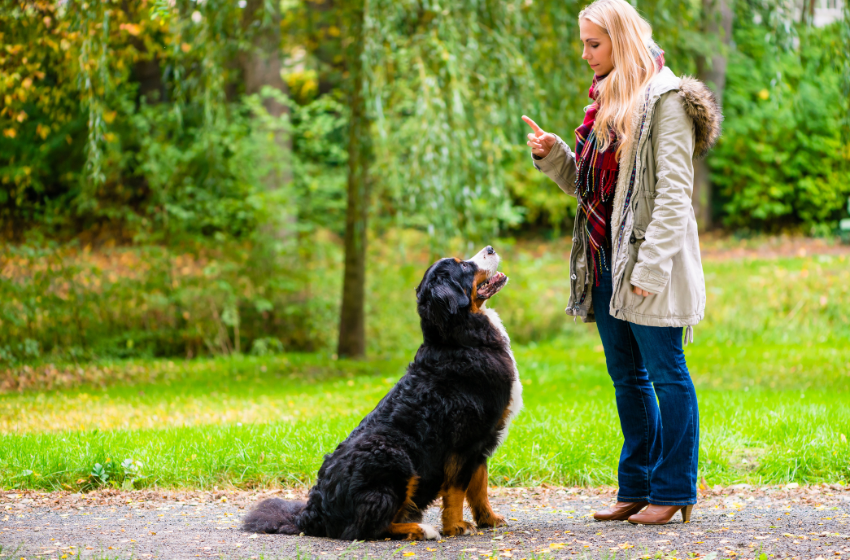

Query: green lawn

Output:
[1, 337, 848, 491]
[1, 246, 849, 490]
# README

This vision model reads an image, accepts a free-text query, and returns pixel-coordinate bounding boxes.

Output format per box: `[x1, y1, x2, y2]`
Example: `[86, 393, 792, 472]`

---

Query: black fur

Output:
[242, 498, 306, 534]
[243, 257, 516, 540]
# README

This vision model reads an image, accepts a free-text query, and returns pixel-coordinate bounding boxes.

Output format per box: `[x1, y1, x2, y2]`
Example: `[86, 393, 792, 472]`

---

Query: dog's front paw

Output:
[415, 524, 440, 540]
[441, 520, 475, 537]
[475, 513, 506, 528]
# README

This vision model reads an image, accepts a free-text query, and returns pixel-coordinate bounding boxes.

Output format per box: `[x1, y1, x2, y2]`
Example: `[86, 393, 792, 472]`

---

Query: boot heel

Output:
[681, 505, 694, 523]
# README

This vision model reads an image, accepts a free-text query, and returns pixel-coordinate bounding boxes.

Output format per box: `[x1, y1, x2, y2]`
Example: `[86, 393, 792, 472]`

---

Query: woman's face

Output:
[579, 18, 614, 77]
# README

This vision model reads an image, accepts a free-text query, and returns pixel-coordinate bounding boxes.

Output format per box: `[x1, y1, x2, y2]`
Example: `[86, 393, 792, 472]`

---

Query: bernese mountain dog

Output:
[242, 245, 521, 541]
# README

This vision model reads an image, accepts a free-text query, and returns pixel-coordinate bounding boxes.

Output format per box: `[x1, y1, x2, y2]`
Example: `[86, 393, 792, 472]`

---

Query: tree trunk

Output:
[694, 0, 734, 229]
[337, 0, 371, 359]
[241, 0, 292, 194]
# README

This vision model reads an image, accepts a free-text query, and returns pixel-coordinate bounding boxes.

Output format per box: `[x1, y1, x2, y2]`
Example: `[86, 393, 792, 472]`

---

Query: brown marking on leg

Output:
[393, 475, 422, 524]
[466, 462, 505, 528]
[384, 523, 428, 540]
[440, 486, 475, 537]
[443, 454, 462, 485]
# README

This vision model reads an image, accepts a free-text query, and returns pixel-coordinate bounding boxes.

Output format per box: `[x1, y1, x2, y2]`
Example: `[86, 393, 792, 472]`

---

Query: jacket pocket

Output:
[632, 191, 657, 239]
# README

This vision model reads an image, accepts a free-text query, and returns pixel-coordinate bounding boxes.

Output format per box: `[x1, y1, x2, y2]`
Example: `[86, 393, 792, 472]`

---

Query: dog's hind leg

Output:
[392, 475, 423, 524]
[466, 462, 505, 529]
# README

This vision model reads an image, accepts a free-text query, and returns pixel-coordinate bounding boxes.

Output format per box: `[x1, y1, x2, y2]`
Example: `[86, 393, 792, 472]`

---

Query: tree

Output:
[240, 0, 293, 200]
[694, 0, 735, 229]
[337, 0, 372, 358]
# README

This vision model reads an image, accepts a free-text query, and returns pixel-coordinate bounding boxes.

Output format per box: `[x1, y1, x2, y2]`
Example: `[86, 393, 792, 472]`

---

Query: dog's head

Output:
[415, 246, 508, 336]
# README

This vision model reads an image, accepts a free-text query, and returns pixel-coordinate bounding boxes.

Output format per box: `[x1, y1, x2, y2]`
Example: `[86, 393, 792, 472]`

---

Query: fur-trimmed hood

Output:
[677, 76, 724, 158]
[649, 68, 724, 159]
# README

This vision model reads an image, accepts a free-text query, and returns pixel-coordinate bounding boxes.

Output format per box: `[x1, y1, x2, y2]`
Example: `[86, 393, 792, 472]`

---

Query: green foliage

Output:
[710, 19, 850, 233]
[0, 237, 339, 365]
[3, 0, 848, 244]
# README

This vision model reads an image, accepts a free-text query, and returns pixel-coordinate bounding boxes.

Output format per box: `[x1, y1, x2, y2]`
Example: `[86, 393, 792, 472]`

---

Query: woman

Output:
[523, 0, 722, 525]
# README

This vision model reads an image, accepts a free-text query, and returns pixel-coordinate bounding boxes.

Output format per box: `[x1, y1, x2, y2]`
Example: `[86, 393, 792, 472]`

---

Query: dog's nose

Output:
[485, 246, 495, 255]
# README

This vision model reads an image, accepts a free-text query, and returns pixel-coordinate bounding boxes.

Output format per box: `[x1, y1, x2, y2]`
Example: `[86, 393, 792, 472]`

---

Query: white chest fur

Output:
[482, 306, 523, 448]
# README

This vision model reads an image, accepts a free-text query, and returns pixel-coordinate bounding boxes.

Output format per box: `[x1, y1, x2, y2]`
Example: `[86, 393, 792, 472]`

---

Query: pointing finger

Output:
[522, 115, 544, 136]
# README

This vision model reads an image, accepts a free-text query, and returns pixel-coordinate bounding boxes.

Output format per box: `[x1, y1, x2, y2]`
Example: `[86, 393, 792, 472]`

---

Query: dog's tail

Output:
[242, 498, 307, 534]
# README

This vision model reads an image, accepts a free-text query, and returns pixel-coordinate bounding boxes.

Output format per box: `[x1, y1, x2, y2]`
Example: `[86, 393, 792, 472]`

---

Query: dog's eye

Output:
[461, 262, 468, 269]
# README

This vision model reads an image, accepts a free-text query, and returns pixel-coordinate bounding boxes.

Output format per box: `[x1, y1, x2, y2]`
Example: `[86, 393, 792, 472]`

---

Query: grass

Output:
[0, 337, 848, 490]
[0, 240, 849, 491]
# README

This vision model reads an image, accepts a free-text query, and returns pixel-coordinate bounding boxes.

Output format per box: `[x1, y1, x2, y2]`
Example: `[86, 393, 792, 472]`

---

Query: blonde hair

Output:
[578, 0, 660, 157]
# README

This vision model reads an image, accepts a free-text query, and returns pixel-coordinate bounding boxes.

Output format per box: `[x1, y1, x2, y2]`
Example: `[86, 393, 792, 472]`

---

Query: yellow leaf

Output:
[403, 553, 416, 557]
[549, 543, 565, 549]
[759, 89, 770, 100]
[3, 129, 16, 138]
[103, 110, 117, 124]
[181, 42, 192, 53]
[120, 23, 142, 36]
[21, 77, 32, 89]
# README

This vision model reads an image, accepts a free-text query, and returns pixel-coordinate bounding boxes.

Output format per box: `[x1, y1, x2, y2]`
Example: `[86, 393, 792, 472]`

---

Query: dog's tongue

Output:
[477, 272, 508, 299]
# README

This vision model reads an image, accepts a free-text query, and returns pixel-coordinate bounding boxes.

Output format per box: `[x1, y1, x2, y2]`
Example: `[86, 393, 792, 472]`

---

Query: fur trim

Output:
[678, 76, 724, 159]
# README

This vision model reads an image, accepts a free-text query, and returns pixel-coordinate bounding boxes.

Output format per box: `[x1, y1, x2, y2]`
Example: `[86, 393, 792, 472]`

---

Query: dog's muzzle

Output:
[468, 246, 508, 299]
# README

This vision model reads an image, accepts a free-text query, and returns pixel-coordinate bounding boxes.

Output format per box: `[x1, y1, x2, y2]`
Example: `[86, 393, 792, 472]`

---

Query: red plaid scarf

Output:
[575, 75, 619, 282]
[575, 46, 665, 285]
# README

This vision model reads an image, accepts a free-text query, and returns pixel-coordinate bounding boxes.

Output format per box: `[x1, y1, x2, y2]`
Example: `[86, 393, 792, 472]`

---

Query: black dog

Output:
[243, 246, 521, 540]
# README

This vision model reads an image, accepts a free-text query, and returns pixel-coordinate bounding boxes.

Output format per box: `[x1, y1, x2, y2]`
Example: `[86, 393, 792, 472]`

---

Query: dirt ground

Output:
[697, 235, 850, 261]
[2, 484, 849, 560]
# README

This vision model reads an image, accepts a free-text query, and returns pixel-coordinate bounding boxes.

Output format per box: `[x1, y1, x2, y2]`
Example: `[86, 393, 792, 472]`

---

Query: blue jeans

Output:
[592, 270, 699, 506]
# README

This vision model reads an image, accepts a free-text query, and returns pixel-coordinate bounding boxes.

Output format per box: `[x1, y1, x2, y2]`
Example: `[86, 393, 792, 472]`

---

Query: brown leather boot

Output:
[592, 501, 648, 521]
[627, 504, 694, 525]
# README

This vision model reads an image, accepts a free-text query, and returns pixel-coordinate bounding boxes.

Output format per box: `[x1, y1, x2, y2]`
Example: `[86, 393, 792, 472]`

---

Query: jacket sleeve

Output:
[530, 134, 577, 198]
[630, 90, 695, 294]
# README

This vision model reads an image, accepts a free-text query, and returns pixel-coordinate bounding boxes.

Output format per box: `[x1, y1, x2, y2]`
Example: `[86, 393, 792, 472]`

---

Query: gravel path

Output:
[2, 485, 849, 560]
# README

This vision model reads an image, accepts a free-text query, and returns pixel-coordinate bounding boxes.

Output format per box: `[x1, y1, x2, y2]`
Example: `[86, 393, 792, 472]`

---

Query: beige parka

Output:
[532, 66, 723, 342]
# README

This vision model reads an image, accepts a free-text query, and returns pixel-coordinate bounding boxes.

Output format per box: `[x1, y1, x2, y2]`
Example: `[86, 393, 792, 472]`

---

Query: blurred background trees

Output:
[0, 0, 848, 361]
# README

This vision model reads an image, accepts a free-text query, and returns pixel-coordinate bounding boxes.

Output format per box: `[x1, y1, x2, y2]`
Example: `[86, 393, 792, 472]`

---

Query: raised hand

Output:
[522, 115, 558, 158]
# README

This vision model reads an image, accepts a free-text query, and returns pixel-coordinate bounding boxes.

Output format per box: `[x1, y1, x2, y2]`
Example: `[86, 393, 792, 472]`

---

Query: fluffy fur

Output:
[678, 76, 724, 159]
[243, 247, 520, 541]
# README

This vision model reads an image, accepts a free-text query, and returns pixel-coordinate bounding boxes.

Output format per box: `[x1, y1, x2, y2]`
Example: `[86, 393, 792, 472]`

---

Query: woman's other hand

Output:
[632, 285, 654, 297]
[522, 115, 557, 158]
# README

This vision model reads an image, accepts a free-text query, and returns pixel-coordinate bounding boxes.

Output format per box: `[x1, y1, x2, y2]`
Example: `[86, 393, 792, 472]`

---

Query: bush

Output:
[0, 236, 340, 365]
[710, 20, 850, 233]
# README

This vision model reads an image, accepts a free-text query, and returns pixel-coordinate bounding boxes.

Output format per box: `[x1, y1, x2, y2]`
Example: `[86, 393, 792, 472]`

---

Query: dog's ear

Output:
[417, 273, 470, 330]
[430, 280, 470, 317]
